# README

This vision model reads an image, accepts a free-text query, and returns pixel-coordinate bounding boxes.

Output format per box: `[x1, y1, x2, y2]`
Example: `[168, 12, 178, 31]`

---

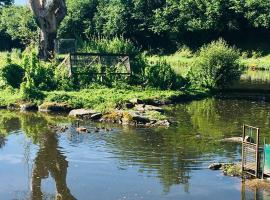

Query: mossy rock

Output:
[222, 163, 242, 177]
[20, 102, 38, 111]
[122, 112, 134, 125]
[101, 111, 123, 123]
[39, 102, 73, 112]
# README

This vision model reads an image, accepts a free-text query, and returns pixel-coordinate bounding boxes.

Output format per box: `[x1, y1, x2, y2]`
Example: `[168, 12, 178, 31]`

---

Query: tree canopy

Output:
[1, 0, 270, 51]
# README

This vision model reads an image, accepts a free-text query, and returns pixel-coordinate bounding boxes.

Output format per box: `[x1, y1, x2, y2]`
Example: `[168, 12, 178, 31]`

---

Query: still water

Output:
[0, 98, 270, 200]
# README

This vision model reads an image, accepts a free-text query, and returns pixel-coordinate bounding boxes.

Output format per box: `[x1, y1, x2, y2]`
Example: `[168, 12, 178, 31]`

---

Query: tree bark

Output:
[29, 0, 67, 60]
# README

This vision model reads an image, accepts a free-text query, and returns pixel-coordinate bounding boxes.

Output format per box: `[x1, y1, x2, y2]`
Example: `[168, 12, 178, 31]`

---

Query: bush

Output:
[22, 51, 56, 91]
[79, 37, 139, 54]
[175, 45, 193, 58]
[20, 81, 44, 100]
[1, 63, 25, 88]
[188, 39, 242, 90]
[145, 60, 186, 90]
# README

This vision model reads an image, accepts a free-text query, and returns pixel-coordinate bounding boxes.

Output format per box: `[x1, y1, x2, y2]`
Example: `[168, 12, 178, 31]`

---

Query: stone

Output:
[129, 98, 143, 104]
[7, 103, 20, 110]
[39, 102, 72, 112]
[69, 109, 97, 118]
[20, 103, 38, 111]
[144, 99, 172, 106]
[100, 111, 123, 123]
[134, 104, 145, 112]
[134, 104, 164, 113]
[144, 105, 164, 112]
[220, 137, 242, 143]
[132, 115, 150, 124]
[154, 120, 170, 127]
[0, 105, 7, 109]
[208, 163, 222, 170]
[125, 102, 134, 109]
[90, 113, 102, 120]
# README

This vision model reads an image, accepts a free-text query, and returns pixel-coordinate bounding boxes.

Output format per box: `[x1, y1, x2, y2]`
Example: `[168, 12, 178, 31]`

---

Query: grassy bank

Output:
[0, 87, 208, 112]
[147, 52, 270, 78]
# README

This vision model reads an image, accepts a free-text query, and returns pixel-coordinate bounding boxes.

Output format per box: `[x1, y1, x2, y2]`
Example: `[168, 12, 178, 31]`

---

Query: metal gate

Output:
[242, 125, 261, 178]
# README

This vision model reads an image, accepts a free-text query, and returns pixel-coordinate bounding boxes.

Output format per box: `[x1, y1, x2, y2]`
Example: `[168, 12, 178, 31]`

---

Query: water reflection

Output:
[0, 98, 270, 199]
[0, 134, 6, 148]
[31, 131, 75, 200]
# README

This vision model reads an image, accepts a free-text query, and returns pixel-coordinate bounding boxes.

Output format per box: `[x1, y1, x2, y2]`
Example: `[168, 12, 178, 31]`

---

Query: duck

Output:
[77, 127, 88, 132]
[76, 121, 88, 133]
[94, 127, 100, 132]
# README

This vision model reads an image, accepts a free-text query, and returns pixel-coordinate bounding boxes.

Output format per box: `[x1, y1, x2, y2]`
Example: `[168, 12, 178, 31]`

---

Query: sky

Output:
[15, 0, 27, 5]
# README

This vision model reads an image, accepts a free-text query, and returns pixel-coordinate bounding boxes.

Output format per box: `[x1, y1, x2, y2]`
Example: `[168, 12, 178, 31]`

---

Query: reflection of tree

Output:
[31, 132, 76, 200]
[105, 99, 247, 193]
[0, 110, 75, 199]
[0, 134, 6, 148]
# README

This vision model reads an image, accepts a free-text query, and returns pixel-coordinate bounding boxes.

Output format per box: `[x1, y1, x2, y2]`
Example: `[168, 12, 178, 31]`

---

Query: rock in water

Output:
[208, 163, 222, 170]
[20, 103, 38, 111]
[69, 109, 97, 118]
[90, 113, 103, 120]
[39, 102, 72, 112]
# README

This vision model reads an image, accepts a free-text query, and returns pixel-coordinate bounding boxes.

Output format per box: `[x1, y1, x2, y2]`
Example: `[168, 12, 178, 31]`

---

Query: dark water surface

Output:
[0, 98, 270, 200]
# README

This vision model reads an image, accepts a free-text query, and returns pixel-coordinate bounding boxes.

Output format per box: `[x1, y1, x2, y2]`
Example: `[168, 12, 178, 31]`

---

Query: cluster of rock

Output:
[208, 163, 243, 177]
[68, 98, 170, 127]
[4, 98, 171, 127]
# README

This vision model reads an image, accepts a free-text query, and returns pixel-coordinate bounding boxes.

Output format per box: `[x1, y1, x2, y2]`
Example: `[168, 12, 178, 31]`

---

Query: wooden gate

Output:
[242, 125, 261, 178]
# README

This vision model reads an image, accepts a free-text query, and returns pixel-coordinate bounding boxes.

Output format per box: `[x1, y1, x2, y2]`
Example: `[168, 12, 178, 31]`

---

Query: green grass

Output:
[44, 88, 185, 112]
[0, 87, 203, 112]
[148, 51, 270, 76]
[240, 54, 270, 70]
[147, 54, 194, 77]
[0, 88, 22, 106]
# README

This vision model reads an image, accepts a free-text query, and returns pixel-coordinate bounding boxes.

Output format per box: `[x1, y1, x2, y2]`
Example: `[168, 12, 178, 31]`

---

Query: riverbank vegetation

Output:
[0, 38, 240, 111]
[0, 0, 269, 116]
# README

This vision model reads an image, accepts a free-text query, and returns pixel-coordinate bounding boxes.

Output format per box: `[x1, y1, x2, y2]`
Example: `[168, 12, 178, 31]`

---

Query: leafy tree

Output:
[0, 0, 13, 8]
[0, 6, 38, 45]
[58, 0, 98, 39]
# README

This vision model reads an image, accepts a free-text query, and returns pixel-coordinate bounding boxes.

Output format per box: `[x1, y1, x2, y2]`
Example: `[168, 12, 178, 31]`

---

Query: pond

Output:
[0, 98, 270, 199]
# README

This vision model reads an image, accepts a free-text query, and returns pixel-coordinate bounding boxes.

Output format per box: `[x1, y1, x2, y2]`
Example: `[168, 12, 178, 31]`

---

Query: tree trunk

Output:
[39, 30, 56, 59]
[29, 0, 67, 60]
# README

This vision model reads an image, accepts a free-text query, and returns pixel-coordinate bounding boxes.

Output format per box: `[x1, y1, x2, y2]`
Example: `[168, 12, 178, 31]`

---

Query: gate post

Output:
[255, 128, 260, 178]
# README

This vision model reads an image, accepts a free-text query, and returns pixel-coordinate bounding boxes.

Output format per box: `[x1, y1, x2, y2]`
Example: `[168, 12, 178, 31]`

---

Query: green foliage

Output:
[0, 6, 38, 45]
[22, 50, 56, 91]
[145, 60, 186, 90]
[20, 81, 44, 100]
[80, 37, 139, 54]
[0, 0, 13, 7]
[1, 63, 24, 88]
[188, 39, 242, 90]
[45, 87, 184, 112]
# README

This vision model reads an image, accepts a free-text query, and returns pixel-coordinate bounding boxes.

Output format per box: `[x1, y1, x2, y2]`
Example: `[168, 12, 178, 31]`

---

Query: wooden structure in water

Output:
[242, 125, 261, 178]
[58, 52, 132, 78]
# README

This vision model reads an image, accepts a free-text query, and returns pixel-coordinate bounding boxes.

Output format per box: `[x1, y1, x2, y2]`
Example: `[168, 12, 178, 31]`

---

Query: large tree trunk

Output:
[29, 0, 67, 60]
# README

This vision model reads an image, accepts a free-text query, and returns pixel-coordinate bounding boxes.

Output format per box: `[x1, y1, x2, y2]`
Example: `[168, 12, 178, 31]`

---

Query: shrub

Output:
[188, 39, 242, 90]
[20, 81, 44, 100]
[145, 60, 186, 90]
[1, 63, 25, 88]
[22, 51, 56, 91]
[175, 45, 193, 58]
[80, 37, 139, 54]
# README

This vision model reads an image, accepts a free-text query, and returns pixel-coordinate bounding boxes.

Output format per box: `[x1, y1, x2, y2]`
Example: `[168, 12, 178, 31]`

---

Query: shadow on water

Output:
[0, 97, 270, 199]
